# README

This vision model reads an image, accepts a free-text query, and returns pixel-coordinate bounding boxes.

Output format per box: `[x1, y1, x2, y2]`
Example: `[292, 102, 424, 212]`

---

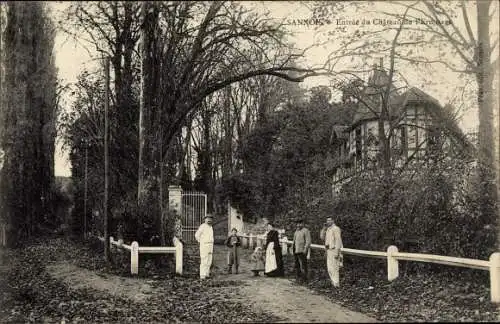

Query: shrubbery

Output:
[223, 88, 496, 266]
[330, 161, 496, 261]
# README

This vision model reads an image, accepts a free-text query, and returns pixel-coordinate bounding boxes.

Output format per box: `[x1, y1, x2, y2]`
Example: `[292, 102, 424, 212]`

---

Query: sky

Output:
[51, 1, 499, 177]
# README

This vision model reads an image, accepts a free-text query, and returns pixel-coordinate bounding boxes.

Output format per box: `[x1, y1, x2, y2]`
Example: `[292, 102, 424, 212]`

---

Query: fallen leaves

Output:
[0, 238, 280, 323]
[287, 254, 499, 322]
[2, 238, 497, 323]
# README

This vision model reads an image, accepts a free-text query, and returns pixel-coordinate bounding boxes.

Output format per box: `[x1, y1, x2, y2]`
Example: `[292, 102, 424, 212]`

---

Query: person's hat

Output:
[326, 217, 333, 222]
[204, 214, 213, 219]
[295, 218, 304, 223]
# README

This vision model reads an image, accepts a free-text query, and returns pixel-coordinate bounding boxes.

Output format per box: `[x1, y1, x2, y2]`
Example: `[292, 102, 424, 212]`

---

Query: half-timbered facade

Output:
[331, 64, 473, 194]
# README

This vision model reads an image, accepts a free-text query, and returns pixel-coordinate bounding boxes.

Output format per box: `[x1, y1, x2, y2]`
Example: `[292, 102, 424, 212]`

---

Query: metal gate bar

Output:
[181, 192, 207, 243]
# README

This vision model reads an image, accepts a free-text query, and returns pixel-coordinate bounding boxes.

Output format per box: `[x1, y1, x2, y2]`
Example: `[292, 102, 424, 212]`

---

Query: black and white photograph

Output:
[0, 1, 499, 322]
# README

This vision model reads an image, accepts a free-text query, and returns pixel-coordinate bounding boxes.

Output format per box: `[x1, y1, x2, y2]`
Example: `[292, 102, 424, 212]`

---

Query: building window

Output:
[427, 125, 442, 153]
[355, 127, 362, 157]
[400, 126, 407, 158]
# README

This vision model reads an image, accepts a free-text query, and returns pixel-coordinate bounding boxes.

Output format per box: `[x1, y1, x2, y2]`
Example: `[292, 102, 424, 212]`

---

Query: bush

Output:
[241, 155, 496, 275]
[329, 159, 496, 266]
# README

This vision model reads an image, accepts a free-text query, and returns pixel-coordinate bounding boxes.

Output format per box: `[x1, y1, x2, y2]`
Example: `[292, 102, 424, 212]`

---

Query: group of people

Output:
[221, 221, 286, 277]
[194, 214, 343, 287]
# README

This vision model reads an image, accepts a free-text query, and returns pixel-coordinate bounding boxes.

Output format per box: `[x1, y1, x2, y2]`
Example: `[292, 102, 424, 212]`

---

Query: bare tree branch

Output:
[422, 0, 474, 67]
[461, 0, 477, 46]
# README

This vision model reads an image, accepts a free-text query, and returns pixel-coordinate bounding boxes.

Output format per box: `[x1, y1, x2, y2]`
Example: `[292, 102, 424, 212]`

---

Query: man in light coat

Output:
[324, 217, 343, 287]
[195, 214, 214, 280]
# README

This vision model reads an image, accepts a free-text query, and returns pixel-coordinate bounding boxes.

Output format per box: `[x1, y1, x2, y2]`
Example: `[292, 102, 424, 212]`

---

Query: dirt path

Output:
[47, 245, 376, 323]
[211, 246, 376, 323]
[47, 262, 155, 303]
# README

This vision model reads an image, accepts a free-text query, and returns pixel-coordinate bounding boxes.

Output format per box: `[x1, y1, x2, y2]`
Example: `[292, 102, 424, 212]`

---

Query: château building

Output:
[330, 63, 474, 194]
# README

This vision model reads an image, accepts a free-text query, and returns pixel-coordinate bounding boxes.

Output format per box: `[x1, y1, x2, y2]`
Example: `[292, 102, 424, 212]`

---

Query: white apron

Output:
[265, 242, 277, 273]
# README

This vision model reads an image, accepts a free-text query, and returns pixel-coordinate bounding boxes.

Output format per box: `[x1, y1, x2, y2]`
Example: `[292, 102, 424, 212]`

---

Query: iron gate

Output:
[181, 192, 207, 243]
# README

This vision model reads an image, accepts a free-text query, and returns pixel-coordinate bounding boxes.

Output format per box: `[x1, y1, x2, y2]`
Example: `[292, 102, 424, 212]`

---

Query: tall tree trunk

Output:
[178, 117, 193, 188]
[104, 58, 111, 262]
[222, 87, 233, 178]
[476, 0, 497, 241]
[201, 107, 213, 212]
[138, 1, 155, 205]
[159, 126, 165, 245]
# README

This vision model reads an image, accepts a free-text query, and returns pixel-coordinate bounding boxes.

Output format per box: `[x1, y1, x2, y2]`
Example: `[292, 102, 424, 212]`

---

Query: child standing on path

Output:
[251, 242, 265, 276]
[224, 228, 241, 274]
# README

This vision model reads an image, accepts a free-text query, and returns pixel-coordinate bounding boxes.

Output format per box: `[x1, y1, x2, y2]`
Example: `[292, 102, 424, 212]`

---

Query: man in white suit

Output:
[195, 214, 214, 280]
[324, 217, 343, 287]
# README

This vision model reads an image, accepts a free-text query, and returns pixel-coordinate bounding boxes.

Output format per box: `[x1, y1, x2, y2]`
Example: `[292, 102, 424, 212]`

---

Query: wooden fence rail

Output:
[98, 236, 183, 275]
[239, 233, 500, 303]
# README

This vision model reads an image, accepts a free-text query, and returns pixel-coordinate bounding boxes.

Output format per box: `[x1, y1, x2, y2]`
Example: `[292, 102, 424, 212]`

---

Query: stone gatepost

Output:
[169, 186, 183, 239]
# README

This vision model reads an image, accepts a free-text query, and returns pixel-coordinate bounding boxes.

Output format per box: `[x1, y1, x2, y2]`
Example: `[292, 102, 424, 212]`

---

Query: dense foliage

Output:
[59, 2, 318, 246]
[224, 82, 496, 260]
[331, 158, 496, 260]
[0, 2, 59, 246]
[312, 0, 499, 249]
[221, 87, 338, 226]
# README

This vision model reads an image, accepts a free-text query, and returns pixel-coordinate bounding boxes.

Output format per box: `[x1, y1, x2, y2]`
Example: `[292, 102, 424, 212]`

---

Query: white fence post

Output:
[131, 241, 139, 275]
[174, 237, 183, 275]
[387, 245, 399, 281]
[489, 252, 500, 303]
[282, 236, 288, 256]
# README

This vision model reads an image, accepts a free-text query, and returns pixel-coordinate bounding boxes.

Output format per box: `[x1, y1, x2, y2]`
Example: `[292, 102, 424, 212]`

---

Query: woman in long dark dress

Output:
[264, 222, 284, 277]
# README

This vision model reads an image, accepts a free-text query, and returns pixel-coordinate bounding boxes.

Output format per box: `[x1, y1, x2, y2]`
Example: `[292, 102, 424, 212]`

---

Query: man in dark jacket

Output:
[292, 219, 311, 282]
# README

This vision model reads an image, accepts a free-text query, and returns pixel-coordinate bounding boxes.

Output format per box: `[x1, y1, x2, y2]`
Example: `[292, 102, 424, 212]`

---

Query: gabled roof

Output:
[334, 65, 475, 155]
[349, 69, 445, 128]
[400, 87, 441, 107]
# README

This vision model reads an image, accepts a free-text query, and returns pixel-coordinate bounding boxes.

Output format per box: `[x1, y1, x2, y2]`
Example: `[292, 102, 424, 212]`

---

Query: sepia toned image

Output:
[0, 1, 499, 322]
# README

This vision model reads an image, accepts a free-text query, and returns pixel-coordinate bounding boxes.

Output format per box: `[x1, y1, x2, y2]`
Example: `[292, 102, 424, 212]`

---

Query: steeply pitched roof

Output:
[336, 65, 474, 155]
[351, 67, 403, 125]
[350, 69, 445, 128]
[400, 87, 440, 107]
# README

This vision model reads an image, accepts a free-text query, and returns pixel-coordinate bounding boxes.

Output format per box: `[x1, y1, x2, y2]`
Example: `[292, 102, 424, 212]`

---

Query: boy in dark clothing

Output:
[224, 228, 241, 274]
